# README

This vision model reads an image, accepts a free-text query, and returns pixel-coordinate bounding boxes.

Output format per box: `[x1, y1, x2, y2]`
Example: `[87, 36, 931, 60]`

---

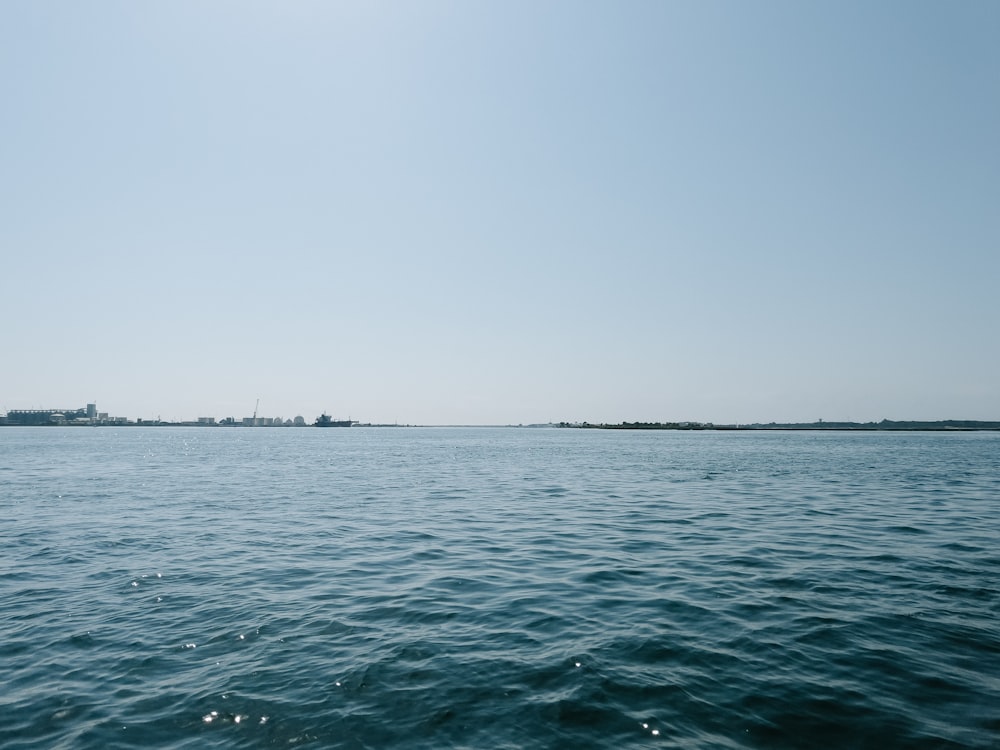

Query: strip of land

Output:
[558, 420, 1000, 431]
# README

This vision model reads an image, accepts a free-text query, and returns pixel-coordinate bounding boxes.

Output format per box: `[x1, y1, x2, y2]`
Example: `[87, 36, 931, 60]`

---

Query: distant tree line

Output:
[557, 420, 1000, 431]
[558, 421, 716, 430]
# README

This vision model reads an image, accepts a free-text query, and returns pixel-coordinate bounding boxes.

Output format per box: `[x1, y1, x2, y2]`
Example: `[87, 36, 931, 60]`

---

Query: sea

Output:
[1, 426, 998, 749]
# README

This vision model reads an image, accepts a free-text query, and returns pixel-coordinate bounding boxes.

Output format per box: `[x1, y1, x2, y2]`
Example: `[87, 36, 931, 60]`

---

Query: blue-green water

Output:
[2, 427, 998, 748]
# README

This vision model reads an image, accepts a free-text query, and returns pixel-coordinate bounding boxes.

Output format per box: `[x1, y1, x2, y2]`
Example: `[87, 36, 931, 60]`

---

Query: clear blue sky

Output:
[2, 1, 998, 424]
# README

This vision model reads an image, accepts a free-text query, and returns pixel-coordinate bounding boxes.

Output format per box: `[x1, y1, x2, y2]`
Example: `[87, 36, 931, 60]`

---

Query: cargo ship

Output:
[314, 414, 353, 427]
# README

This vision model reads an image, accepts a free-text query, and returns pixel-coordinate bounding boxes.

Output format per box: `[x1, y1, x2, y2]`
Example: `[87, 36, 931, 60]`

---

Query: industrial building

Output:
[0, 404, 127, 425]
[0, 404, 312, 426]
[4, 404, 97, 425]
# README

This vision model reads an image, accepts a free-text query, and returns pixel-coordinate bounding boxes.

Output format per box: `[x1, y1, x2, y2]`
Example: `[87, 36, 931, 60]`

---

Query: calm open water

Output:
[1, 427, 998, 749]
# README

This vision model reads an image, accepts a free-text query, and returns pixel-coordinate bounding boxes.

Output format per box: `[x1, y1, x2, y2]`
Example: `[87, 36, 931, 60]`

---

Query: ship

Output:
[314, 414, 353, 427]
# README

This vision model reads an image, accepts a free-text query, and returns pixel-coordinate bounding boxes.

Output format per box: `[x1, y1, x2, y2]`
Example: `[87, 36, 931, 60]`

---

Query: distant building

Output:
[198, 417, 216, 425]
[6, 407, 91, 425]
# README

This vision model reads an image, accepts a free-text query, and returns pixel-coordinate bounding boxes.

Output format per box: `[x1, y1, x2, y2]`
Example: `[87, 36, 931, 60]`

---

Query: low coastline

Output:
[2, 418, 998, 431]
[559, 420, 1000, 431]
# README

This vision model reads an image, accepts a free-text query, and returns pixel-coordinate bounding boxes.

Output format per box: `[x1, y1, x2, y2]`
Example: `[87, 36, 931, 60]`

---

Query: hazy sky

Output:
[3, 1, 998, 424]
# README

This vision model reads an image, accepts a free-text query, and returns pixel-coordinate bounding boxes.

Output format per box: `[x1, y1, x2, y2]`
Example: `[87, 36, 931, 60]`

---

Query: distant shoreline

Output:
[2, 420, 999, 431]
[557, 420, 1000, 431]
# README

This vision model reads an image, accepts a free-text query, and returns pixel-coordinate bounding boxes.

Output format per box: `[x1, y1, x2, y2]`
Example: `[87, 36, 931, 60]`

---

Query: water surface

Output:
[2, 427, 998, 748]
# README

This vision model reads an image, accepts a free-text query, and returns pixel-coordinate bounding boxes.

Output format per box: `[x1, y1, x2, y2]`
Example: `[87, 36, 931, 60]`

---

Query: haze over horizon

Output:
[3, 2, 998, 426]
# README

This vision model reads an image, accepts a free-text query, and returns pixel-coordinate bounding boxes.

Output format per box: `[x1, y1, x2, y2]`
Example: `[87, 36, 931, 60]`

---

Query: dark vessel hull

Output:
[314, 414, 352, 427]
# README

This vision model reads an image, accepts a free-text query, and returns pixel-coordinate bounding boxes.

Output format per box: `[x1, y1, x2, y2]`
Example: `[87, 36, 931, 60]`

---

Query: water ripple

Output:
[1, 428, 998, 748]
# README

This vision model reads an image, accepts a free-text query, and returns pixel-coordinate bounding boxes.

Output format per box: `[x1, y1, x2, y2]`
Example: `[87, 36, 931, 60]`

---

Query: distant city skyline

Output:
[4, 401, 1000, 429]
[3, 2, 998, 425]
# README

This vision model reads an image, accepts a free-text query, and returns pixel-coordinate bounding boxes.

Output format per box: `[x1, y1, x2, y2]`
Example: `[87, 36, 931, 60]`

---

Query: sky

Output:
[2, 1, 998, 425]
